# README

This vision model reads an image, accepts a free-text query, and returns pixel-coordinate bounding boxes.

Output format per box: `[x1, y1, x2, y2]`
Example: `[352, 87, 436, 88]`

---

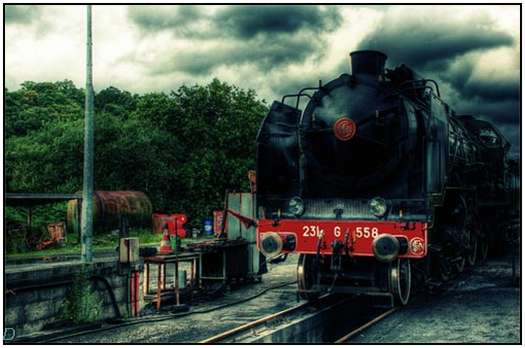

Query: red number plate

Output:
[257, 219, 427, 258]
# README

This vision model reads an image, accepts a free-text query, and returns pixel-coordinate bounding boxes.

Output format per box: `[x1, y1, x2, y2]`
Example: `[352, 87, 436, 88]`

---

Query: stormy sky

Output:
[4, 4, 521, 155]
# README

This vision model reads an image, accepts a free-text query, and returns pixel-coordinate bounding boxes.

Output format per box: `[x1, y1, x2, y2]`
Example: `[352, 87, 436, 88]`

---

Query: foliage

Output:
[60, 268, 102, 324]
[5, 203, 68, 253]
[5, 79, 268, 244]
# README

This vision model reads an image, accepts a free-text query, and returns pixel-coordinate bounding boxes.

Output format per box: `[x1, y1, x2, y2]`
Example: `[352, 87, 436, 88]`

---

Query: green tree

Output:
[5, 78, 268, 237]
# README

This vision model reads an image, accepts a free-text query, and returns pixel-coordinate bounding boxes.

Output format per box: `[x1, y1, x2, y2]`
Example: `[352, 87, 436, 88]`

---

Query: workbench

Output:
[143, 252, 199, 310]
[186, 239, 250, 285]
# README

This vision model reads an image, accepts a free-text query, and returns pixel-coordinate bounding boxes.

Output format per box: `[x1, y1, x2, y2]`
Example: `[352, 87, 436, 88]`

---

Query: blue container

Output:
[204, 219, 213, 235]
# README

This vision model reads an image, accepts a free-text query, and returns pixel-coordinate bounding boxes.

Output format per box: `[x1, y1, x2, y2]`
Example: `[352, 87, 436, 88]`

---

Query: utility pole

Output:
[81, 5, 94, 262]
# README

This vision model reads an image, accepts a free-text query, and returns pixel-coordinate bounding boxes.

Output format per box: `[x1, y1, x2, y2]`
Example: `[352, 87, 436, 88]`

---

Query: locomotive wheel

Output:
[478, 235, 489, 264]
[466, 233, 477, 267]
[455, 256, 466, 273]
[437, 257, 452, 282]
[389, 258, 411, 306]
[297, 254, 320, 301]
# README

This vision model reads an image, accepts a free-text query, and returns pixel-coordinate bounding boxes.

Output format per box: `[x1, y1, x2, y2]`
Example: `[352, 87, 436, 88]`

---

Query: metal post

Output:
[81, 5, 94, 262]
[27, 207, 32, 235]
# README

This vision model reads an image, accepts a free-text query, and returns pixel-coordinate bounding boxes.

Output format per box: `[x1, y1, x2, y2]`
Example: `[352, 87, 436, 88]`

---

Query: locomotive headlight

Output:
[372, 234, 400, 263]
[288, 196, 305, 216]
[369, 197, 388, 217]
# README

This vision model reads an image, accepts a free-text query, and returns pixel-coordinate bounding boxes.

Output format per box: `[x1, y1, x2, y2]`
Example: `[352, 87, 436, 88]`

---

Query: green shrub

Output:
[60, 269, 102, 324]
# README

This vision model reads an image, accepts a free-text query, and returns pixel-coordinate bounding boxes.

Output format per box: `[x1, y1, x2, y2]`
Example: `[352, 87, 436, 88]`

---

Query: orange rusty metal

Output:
[152, 213, 172, 234]
[248, 170, 256, 193]
[35, 222, 66, 250]
[213, 210, 224, 236]
[47, 222, 65, 242]
[67, 191, 152, 235]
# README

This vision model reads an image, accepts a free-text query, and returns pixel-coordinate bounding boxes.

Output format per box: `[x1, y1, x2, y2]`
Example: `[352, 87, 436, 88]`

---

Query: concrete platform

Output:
[351, 257, 520, 344]
[5, 257, 138, 337]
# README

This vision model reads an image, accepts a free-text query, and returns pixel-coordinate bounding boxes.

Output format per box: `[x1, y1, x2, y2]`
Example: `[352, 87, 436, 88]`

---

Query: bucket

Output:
[203, 219, 213, 235]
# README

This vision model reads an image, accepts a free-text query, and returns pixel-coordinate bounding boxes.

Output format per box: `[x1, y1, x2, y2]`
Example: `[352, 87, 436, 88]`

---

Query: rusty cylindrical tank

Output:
[67, 191, 153, 235]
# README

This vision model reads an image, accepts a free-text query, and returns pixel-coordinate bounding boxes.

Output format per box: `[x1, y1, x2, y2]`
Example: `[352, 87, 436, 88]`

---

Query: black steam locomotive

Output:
[255, 50, 518, 305]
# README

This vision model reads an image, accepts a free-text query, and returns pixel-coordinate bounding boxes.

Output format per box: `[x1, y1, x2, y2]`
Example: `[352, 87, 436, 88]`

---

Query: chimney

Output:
[350, 50, 387, 77]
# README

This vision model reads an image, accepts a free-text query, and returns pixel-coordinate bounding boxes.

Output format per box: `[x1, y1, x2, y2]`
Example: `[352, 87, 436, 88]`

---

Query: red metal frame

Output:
[129, 271, 140, 316]
[257, 219, 427, 258]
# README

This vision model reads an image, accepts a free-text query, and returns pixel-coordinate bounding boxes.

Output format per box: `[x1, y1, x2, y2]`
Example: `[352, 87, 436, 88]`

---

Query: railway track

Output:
[200, 294, 399, 343]
[334, 307, 398, 343]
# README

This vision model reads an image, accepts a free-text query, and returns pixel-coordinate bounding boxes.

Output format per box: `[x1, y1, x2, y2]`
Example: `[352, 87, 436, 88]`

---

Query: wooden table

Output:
[143, 252, 199, 310]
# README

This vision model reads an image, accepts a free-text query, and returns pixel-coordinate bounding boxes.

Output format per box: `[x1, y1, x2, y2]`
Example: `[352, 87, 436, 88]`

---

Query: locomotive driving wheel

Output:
[477, 225, 490, 264]
[443, 194, 475, 274]
[478, 235, 489, 263]
[437, 256, 452, 282]
[297, 254, 320, 301]
[455, 255, 466, 273]
[465, 205, 481, 267]
[389, 258, 411, 305]
[466, 230, 478, 267]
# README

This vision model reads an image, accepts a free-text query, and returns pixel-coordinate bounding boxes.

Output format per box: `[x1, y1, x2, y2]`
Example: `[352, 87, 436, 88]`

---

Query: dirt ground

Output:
[55, 254, 302, 343]
[352, 257, 520, 344]
[51, 255, 520, 343]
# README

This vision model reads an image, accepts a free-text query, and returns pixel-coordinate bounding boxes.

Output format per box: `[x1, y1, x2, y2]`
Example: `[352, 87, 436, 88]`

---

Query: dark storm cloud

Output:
[274, 57, 349, 97]
[215, 5, 342, 38]
[128, 5, 342, 38]
[128, 5, 343, 76]
[127, 6, 204, 32]
[459, 77, 520, 101]
[454, 98, 519, 126]
[359, 11, 513, 68]
[5, 5, 41, 24]
[151, 32, 325, 76]
[449, 69, 519, 152]
[358, 7, 519, 153]
[440, 55, 520, 102]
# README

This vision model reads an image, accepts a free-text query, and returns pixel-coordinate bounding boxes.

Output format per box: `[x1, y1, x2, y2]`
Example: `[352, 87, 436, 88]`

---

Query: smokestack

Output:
[350, 50, 387, 77]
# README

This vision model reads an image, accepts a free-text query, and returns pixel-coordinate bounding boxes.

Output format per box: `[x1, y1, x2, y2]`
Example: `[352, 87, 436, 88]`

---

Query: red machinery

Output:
[153, 213, 187, 238]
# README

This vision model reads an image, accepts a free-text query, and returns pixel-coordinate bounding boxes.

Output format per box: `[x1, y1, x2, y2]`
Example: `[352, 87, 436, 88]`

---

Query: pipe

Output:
[90, 275, 122, 319]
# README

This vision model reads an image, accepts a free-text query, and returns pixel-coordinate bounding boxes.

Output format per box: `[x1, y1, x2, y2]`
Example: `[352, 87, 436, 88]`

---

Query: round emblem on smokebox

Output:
[333, 117, 357, 141]
[409, 237, 425, 256]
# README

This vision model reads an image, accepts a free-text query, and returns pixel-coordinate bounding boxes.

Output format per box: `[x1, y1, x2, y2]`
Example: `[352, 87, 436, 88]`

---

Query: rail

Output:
[334, 307, 398, 343]
[199, 299, 314, 343]
[199, 294, 399, 343]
